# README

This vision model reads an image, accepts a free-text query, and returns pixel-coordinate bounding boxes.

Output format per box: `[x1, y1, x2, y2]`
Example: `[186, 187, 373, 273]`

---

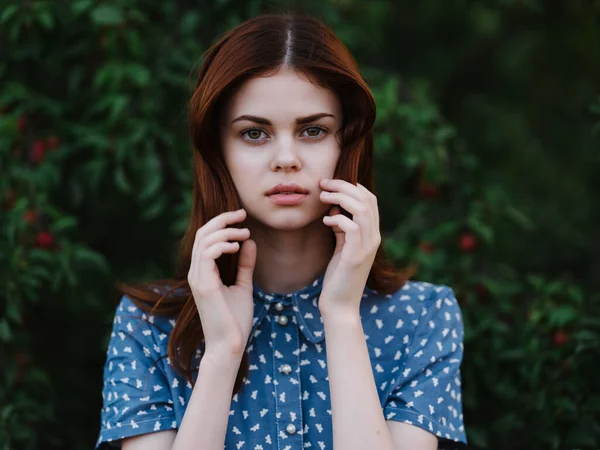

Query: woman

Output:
[96, 12, 467, 450]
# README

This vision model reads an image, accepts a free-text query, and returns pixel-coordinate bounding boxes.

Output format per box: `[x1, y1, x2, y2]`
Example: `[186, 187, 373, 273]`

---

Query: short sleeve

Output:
[96, 295, 176, 449]
[383, 285, 467, 448]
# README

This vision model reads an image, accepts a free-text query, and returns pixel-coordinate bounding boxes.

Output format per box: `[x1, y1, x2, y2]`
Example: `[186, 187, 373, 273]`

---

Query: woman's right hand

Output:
[187, 208, 257, 361]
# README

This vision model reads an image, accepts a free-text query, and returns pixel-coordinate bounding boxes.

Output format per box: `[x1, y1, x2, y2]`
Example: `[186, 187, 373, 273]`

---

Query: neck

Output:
[246, 216, 334, 295]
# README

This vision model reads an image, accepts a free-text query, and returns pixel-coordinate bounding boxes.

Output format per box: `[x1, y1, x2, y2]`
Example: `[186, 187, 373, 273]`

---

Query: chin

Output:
[252, 207, 322, 231]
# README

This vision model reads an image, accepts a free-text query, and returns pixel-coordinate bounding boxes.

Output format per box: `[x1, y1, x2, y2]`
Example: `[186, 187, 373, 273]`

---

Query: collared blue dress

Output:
[96, 274, 467, 449]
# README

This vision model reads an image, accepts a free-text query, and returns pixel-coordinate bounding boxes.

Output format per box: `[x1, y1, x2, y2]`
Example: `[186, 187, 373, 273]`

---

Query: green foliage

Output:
[0, 0, 598, 449]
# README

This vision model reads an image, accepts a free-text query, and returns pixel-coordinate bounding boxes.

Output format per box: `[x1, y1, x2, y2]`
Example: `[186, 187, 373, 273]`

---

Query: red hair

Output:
[117, 12, 415, 396]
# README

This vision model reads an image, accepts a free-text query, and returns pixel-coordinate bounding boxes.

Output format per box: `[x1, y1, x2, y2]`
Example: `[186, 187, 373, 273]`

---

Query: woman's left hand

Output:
[319, 178, 381, 317]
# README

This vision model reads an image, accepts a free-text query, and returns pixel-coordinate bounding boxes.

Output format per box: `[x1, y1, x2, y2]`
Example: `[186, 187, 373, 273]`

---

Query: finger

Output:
[320, 191, 363, 213]
[192, 241, 240, 292]
[191, 209, 246, 270]
[323, 213, 361, 249]
[320, 191, 372, 234]
[201, 241, 240, 264]
[320, 179, 369, 202]
[357, 183, 380, 226]
[356, 183, 378, 207]
[199, 227, 250, 251]
[235, 239, 257, 289]
[196, 208, 247, 241]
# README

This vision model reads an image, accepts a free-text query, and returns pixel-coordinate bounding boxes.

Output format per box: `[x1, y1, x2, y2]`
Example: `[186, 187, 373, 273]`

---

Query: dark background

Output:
[1, 0, 599, 448]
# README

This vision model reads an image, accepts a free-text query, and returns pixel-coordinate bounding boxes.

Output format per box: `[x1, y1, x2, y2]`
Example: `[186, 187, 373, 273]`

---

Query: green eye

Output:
[239, 125, 329, 145]
[303, 126, 328, 139]
[247, 130, 262, 140]
[240, 128, 268, 144]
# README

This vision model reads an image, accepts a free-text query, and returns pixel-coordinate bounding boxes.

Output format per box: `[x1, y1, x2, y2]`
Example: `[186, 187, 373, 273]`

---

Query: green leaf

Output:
[72, 0, 93, 15]
[52, 216, 78, 233]
[548, 306, 578, 327]
[126, 63, 150, 87]
[28, 265, 53, 281]
[6, 300, 21, 324]
[181, 11, 200, 34]
[0, 319, 11, 341]
[28, 248, 55, 264]
[73, 247, 110, 273]
[140, 194, 166, 220]
[58, 250, 76, 287]
[506, 205, 535, 231]
[114, 166, 132, 193]
[90, 5, 124, 26]
[572, 330, 598, 341]
[37, 11, 53, 30]
[0, 5, 18, 24]
[498, 348, 526, 361]
[138, 151, 163, 201]
[553, 397, 578, 413]
[108, 95, 130, 123]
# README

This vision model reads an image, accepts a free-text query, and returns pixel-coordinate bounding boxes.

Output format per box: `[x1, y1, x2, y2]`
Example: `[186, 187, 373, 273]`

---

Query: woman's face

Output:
[221, 67, 343, 230]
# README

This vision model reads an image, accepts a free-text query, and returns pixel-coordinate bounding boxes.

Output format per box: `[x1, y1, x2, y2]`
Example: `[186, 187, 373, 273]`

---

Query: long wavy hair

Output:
[117, 12, 415, 396]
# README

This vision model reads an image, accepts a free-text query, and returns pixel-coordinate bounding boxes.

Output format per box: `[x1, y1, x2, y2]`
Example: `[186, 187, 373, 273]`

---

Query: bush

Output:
[1, 1, 598, 448]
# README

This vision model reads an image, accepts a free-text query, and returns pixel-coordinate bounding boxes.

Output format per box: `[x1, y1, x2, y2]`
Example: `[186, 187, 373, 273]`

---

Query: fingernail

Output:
[321, 178, 330, 183]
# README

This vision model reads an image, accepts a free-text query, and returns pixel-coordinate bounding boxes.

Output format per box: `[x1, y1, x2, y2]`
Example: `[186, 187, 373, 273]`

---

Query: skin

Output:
[122, 66, 438, 450]
[220, 66, 341, 295]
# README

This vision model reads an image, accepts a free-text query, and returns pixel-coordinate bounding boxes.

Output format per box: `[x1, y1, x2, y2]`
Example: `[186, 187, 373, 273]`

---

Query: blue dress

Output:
[96, 274, 467, 449]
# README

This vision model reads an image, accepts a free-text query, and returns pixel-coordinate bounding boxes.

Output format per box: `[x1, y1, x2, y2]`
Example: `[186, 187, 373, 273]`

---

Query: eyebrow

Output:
[230, 113, 335, 126]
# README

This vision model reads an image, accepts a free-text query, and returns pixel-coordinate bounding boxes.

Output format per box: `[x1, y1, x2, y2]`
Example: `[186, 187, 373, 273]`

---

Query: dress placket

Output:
[269, 293, 305, 449]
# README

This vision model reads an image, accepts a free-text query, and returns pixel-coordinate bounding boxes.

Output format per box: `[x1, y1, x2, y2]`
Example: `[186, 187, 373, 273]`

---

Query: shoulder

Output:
[108, 294, 178, 351]
[361, 280, 463, 344]
[364, 279, 460, 314]
[391, 279, 456, 302]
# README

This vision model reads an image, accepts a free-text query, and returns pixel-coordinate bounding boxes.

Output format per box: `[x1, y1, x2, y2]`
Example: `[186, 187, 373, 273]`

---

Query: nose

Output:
[270, 138, 301, 172]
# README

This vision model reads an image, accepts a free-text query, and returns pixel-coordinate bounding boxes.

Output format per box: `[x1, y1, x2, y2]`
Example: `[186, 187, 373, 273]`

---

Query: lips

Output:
[266, 183, 309, 196]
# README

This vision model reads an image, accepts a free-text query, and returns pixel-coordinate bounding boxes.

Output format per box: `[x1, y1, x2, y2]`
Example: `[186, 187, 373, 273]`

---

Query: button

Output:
[280, 364, 292, 375]
[286, 423, 296, 435]
[277, 315, 288, 326]
[274, 302, 284, 311]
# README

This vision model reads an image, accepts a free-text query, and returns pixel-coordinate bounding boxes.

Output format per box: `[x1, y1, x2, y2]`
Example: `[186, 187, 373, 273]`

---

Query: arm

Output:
[123, 354, 242, 450]
[322, 310, 437, 450]
[323, 312, 437, 450]
[387, 421, 438, 450]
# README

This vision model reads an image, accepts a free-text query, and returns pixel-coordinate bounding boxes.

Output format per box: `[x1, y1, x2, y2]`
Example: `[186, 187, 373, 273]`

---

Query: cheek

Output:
[313, 144, 340, 177]
[223, 143, 257, 186]
[228, 161, 257, 191]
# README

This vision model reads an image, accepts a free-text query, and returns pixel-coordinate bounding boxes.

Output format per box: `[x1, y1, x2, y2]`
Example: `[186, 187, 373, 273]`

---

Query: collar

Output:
[251, 273, 325, 344]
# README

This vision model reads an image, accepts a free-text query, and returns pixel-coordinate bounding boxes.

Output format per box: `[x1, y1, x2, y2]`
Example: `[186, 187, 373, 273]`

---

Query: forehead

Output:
[225, 68, 341, 120]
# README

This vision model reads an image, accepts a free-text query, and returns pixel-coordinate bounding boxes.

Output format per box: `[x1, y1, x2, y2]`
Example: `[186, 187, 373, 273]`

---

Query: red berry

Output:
[35, 231, 54, 249]
[3, 190, 16, 209]
[17, 115, 27, 132]
[553, 331, 569, 347]
[459, 233, 477, 252]
[23, 210, 37, 224]
[31, 140, 46, 164]
[418, 182, 440, 200]
[419, 241, 434, 254]
[558, 359, 571, 371]
[15, 351, 28, 367]
[475, 283, 488, 299]
[46, 136, 60, 149]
